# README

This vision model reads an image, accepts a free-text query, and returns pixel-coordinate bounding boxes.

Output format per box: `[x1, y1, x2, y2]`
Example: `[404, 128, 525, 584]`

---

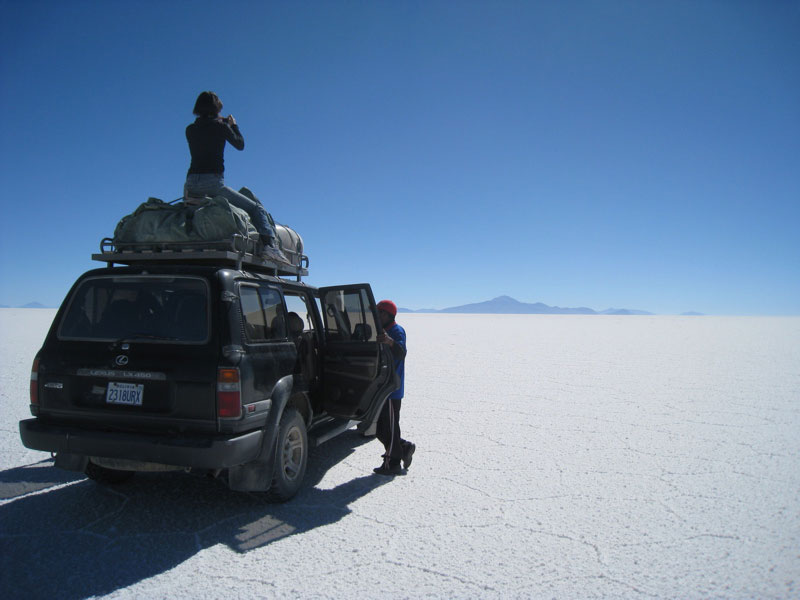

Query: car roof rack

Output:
[92, 236, 309, 281]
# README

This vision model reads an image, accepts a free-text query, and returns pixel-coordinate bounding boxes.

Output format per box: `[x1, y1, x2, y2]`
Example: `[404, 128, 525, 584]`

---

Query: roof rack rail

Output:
[92, 236, 309, 281]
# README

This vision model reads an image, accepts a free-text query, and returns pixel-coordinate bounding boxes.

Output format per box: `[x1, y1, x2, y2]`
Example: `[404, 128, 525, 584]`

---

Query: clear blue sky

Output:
[1, 0, 798, 314]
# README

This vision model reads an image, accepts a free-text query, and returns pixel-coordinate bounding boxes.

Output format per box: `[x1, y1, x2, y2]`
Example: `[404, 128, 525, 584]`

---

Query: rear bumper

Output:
[19, 418, 263, 469]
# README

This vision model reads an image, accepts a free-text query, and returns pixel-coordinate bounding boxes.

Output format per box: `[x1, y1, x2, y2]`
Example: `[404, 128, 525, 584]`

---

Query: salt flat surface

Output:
[1, 309, 798, 599]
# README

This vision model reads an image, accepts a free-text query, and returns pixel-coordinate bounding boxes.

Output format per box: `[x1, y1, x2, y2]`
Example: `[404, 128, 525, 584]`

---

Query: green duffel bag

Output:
[113, 196, 258, 249]
[189, 195, 259, 242]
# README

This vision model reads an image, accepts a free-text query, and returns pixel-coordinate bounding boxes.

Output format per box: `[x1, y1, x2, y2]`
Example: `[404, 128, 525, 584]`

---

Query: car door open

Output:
[319, 284, 396, 420]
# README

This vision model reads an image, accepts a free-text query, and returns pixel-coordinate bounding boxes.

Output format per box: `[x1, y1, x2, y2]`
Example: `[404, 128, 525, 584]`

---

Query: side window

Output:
[240, 284, 286, 342]
[284, 293, 316, 336]
[240, 286, 266, 340]
[322, 288, 376, 342]
[260, 287, 286, 340]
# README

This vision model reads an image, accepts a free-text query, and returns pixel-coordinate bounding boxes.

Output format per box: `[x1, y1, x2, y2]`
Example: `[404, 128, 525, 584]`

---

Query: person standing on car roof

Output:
[183, 91, 286, 262]
[374, 299, 415, 476]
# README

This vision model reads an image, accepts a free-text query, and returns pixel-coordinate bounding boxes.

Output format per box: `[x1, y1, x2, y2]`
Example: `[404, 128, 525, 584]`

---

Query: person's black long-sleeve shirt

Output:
[186, 116, 245, 175]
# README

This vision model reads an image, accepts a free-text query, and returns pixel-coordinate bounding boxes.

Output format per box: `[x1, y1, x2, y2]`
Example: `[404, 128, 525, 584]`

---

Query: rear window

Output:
[58, 275, 209, 343]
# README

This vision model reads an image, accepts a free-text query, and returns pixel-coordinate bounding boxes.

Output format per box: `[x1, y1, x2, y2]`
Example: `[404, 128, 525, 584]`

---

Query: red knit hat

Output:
[377, 300, 397, 317]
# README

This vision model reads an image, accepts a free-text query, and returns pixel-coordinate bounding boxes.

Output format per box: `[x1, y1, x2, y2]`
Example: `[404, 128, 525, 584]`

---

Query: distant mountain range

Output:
[399, 295, 655, 315]
[1, 296, 704, 315]
[0, 302, 50, 309]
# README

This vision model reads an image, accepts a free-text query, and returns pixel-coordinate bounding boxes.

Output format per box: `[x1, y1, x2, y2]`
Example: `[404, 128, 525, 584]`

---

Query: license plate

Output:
[106, 382, 144, 406]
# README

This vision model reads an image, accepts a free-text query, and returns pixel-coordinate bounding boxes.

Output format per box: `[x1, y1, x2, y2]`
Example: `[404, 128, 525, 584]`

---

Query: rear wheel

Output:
[266, 407, 308, 502]
[85, 461, 135, 485]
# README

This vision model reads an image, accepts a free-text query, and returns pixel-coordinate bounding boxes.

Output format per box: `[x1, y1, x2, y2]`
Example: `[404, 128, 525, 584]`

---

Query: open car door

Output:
[319, 284, 397, 421]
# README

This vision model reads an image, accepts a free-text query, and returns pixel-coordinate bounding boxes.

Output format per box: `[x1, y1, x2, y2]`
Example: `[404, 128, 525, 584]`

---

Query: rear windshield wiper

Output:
[112, 332, 183, 343]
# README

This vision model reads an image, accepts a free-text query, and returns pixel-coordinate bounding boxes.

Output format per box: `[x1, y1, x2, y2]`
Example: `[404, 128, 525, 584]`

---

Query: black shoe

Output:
[402, 442, 416, 470]
[373, 463, 404, 476]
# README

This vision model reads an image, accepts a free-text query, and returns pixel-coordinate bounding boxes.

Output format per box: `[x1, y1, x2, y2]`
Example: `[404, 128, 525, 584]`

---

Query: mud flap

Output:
[228, 458, 273, 491]
[357, 419, 378, 437]
[227, 419, 281, 492]
[228, 376, 299, 492]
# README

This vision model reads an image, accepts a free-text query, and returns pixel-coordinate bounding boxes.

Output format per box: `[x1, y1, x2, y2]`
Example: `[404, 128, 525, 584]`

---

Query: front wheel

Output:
[266, 407, 308, 502]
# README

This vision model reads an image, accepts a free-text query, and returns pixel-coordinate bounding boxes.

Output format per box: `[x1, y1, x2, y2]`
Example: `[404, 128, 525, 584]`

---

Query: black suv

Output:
[19, 249, 397, 501]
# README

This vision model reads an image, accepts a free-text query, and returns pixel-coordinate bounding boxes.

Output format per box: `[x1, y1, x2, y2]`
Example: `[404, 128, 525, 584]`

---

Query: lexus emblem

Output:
[115, 355, 129, 366]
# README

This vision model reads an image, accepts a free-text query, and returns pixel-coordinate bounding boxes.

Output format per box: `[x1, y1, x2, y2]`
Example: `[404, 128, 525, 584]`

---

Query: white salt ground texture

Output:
[1, 309, 798, 599]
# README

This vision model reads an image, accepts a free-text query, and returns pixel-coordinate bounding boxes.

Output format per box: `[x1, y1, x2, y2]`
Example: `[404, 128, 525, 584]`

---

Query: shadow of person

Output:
[0, 430, 389, 600]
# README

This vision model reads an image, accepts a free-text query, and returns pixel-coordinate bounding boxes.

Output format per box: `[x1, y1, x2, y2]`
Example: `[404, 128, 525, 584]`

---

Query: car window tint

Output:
[58, 276, 208, 343]
[240, 286, 266, 340]
[260, 286, 286, 340]
[241, 284, 286, 342]
[322, 289, 376, 342]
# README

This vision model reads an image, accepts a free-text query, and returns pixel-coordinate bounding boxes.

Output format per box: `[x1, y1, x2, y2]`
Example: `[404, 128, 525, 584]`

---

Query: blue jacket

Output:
[385, 322, 406, 399]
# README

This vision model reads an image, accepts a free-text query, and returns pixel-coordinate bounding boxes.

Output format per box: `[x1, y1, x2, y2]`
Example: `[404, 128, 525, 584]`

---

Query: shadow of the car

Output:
[0, 458, 86, 500]
[0, 430, 389, 600]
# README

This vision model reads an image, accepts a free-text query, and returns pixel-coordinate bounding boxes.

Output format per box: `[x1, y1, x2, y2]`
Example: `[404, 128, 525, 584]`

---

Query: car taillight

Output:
[30, 356, 40, 406]
[217, 367, 241, 418]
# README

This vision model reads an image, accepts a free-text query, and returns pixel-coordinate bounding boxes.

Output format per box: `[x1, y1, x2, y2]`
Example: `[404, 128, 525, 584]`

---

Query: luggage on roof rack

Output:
[113, 196, 258, 247]
[93, 196, 309, 279]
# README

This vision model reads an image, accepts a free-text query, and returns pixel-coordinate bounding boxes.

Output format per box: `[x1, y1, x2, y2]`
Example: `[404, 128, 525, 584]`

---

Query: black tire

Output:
[85, 461, 135, 485]
[266, 407, 308, 502]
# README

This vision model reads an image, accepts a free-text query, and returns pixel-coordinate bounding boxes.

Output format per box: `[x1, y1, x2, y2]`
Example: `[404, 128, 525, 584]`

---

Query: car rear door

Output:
[37, 273, 220, 433]
[318, 284, 396, 421]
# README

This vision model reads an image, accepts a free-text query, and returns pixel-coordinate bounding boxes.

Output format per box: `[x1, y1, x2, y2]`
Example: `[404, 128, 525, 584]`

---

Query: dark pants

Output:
[376, 397, 409, 466]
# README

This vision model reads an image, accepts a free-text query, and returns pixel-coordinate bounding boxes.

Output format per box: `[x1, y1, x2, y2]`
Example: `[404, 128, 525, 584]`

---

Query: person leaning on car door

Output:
[373, 300, 415, 476]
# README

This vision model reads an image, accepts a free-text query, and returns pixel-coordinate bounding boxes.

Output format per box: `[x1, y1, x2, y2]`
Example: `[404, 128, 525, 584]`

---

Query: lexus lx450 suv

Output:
[20, 260, 397, 501]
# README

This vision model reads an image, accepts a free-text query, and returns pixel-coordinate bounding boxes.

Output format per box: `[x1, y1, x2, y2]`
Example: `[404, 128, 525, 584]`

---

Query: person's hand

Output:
[377, 333, 394, 346]
[226, 114, 237, 126]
